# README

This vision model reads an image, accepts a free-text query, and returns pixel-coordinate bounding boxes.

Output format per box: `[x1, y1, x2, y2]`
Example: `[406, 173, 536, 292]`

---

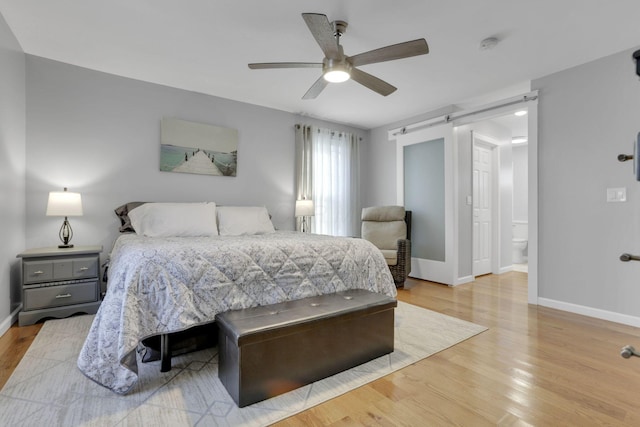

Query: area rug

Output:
[0, 302, 486, 427]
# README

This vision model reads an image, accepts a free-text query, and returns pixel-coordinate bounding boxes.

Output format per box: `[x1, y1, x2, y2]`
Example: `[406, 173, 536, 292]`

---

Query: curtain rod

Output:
[388, 91, 538, 138]
[295, 123, 363, 141]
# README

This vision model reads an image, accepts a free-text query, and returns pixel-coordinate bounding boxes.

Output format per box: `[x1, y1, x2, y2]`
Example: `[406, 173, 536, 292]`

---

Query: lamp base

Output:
[58, 244, 74, 249]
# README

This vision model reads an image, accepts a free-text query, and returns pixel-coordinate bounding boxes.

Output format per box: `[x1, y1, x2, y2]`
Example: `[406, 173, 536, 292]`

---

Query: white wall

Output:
[512, 145, 528, 222]
[533, 47, 640, 319]
[0, 13, 25, 332]
[24, 56, 366, 279]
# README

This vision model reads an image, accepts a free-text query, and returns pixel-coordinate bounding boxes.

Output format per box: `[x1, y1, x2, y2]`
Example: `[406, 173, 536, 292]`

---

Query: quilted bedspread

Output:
[77, 231, 396, 394]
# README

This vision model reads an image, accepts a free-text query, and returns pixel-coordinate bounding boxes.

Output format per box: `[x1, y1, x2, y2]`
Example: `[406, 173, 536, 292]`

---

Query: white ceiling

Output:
[1, 1, 640, 130]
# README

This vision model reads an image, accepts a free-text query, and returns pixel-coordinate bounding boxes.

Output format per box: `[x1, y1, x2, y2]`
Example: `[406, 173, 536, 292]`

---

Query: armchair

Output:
[361, 206, 412, 288]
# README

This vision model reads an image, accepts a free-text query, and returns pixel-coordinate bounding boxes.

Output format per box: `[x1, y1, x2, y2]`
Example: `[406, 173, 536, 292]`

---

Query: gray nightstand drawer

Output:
[24, 261, 54, 284]
[73, 257, 98, 279]
[24, 280, 99, 311]
[23, 255, 98, 284]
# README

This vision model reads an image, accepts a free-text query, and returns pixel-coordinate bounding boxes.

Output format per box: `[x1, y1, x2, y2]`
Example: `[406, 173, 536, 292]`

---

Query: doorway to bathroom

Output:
[489, 109, 529, 274]
[457, 108, 529, 279]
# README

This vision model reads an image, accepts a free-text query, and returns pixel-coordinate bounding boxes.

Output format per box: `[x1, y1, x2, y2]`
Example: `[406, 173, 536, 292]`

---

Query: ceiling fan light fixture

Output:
[324, 69, 350, 83]
[323, 58, 351, 83]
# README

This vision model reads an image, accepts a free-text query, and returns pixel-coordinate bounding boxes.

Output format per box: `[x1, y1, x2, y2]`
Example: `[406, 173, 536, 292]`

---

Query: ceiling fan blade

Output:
[350, 67, 397, 96]
[302, 76, 329, 99]
[302, 13, 340, 59]
[349, 39, 429, 67]
[248, 62, 322, 69]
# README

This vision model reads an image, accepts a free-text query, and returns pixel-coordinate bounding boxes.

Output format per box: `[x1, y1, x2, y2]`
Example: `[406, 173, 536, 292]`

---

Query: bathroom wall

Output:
[512, 144, 528, 222]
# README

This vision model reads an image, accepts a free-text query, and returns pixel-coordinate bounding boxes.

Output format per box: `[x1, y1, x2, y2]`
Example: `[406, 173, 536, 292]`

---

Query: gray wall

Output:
[0, 14, 25, 329]
[23, 56, 366, 297]
[533, 47, 640, 316]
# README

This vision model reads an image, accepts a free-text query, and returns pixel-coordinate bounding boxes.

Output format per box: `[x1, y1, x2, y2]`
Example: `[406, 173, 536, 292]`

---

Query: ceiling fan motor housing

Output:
[332, 20, 348, 37]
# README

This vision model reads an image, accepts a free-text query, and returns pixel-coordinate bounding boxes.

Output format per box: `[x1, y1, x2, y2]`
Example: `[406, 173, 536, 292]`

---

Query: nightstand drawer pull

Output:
[79, 267, 89, 271]
[34, 271, 44, 275]
[55, 293, 72, 299]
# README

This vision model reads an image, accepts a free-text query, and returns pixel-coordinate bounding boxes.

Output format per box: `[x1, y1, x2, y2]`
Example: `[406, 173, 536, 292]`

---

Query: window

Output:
[295, 125, 360, 236]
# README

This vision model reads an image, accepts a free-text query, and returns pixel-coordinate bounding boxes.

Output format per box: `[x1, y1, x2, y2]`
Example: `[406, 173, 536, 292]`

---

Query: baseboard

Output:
[454, 275, 474, 286]
[538, 298, 640, 328]
[498, 265, 513, 274]
[0, 304, 22, 338]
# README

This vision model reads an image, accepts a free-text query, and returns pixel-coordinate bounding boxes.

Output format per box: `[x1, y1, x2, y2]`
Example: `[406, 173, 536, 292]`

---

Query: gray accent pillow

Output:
[114, 202, 147, 232]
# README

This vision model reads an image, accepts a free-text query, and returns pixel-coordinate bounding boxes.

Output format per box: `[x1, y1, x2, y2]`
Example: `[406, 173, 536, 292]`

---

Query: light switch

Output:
[606, 187, 627, 202]
[466, 196, 473, 206]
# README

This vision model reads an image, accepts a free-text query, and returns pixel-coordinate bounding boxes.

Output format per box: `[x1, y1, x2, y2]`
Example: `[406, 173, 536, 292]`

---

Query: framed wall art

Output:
[160, 118, 238, 177]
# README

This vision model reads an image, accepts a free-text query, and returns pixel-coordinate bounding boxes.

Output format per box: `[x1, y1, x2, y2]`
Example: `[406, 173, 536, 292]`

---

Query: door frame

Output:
[450, 98, 537, 303]
[396, 123, 457, 285]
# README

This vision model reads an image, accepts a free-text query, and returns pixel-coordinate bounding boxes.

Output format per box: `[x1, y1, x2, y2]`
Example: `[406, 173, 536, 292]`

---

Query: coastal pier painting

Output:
[160, 118, 238, 177]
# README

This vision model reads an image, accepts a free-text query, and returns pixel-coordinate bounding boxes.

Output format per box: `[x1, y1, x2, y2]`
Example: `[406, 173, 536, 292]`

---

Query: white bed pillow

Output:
[217, 206, 275, 236]
[128, 202, 218, 237]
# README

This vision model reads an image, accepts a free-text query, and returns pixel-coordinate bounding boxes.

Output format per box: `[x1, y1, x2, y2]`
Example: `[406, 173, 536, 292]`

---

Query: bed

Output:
[77, 203, 396, 394]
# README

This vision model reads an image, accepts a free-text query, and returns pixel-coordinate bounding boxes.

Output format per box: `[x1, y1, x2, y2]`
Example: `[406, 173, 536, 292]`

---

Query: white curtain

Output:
[295, 125, 360, 236]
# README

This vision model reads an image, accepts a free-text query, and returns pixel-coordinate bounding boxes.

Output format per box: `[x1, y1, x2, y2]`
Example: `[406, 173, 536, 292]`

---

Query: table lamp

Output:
[295, 199, 315, 233]
[46, 187, 83, 248]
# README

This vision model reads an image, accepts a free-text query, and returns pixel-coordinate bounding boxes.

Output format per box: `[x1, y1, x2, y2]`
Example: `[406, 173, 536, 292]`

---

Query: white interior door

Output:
[397, 123, 456, 285]
[473, 142, 493, 276]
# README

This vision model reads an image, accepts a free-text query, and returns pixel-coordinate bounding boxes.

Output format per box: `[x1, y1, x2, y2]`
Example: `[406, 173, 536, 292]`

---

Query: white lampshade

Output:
[295, 199, 315, 217]
[46, 188, 83, 217]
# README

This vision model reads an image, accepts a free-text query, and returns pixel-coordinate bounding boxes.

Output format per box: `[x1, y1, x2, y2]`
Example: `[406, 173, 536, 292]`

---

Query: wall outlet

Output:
[606, 187, 627, 202]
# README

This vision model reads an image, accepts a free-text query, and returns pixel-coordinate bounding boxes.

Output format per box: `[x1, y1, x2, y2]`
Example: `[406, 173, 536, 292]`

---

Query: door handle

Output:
[621, 345, 640, 358]
[620, 253, 640, 262]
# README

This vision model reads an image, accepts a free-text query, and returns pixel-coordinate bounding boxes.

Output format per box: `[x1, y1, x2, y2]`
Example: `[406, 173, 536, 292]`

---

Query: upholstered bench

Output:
[215, 289, 397, 407]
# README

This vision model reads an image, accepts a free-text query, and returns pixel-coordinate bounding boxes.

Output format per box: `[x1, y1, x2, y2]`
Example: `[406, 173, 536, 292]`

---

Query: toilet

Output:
[512, 221, 528, 264]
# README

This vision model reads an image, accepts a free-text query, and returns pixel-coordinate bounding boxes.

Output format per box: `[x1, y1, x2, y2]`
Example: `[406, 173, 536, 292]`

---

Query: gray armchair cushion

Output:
[379, 249, 398, 266]
[361, 206, 407, 251]
[362, 221, 406, 251]
[361, 205, 405, 222]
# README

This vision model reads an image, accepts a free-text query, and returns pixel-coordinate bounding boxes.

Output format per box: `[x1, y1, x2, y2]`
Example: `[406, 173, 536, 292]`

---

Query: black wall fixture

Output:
[634, 49, 640, 77]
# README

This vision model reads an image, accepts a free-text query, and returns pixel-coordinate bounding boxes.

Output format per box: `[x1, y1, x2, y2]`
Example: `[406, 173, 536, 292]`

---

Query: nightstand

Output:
[17, 245, 103, 326]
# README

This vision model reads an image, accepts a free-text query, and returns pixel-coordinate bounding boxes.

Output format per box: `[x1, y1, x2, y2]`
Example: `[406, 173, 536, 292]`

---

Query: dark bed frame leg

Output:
[160, 333, 171, 372]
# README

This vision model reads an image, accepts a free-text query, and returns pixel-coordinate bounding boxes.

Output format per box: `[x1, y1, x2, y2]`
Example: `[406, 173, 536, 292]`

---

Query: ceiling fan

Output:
[248, 13, 429, 99]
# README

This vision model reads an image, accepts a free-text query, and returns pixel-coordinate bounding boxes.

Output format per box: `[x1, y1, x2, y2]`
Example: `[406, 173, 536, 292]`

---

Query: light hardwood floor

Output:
[2, 272, 640, 425]
[275, 272, 640, 426]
